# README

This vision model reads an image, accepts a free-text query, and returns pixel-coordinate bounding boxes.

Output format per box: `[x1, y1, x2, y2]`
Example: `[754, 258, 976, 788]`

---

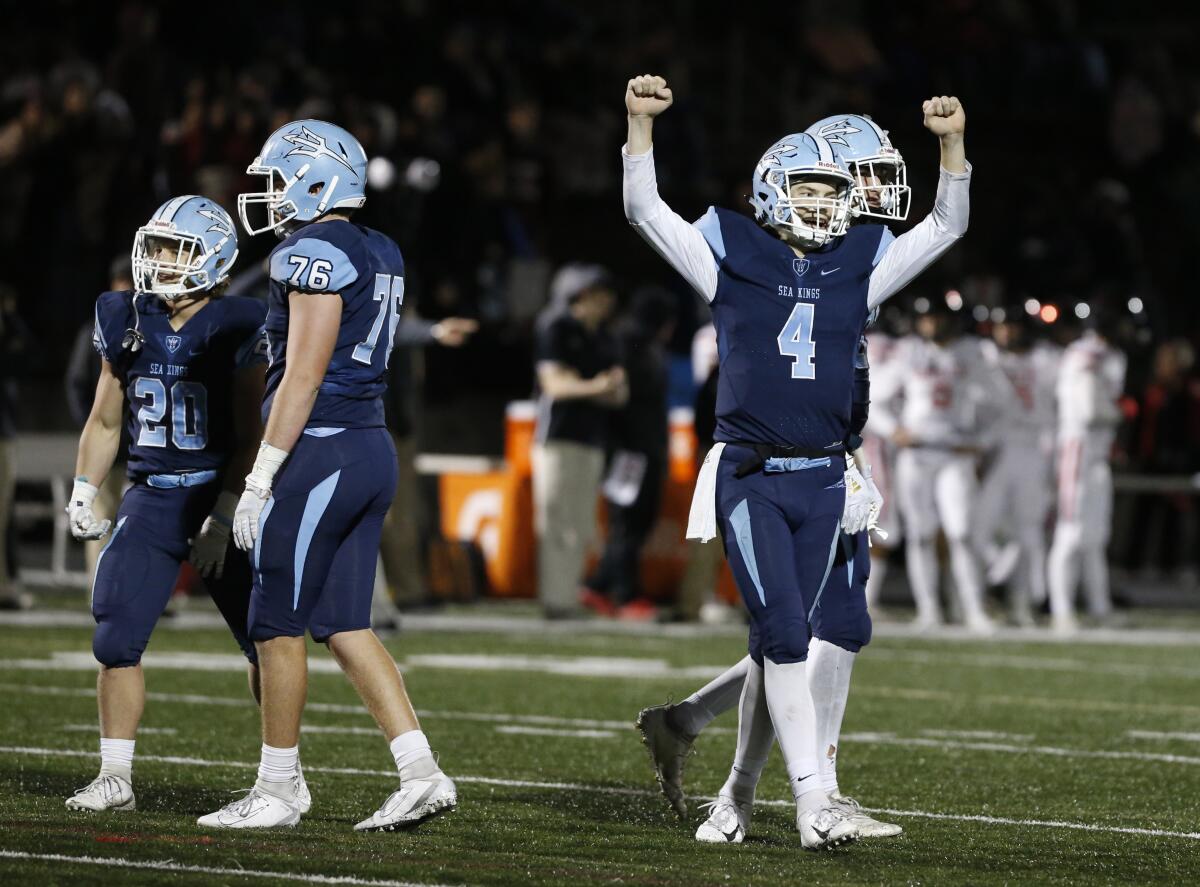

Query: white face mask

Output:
[131, 229, 211, 299]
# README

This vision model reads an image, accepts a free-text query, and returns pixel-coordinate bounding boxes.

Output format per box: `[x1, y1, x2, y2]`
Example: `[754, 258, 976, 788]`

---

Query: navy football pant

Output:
[249, 427, 397, 642]
[810, 530, 873, 653]
[716, 445, 846, 666]
[91, 482, 256, 668]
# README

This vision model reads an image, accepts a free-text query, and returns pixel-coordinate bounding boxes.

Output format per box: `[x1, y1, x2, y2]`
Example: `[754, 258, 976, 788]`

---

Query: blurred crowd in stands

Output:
[1, 0, 1200, 604]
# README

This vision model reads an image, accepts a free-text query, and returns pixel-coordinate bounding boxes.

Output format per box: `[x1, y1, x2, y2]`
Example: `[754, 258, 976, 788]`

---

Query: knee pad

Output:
[92, 620, 144, 669]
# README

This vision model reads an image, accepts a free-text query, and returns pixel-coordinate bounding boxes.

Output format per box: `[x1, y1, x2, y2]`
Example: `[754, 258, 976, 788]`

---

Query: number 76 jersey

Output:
[263, 219, 405, 429]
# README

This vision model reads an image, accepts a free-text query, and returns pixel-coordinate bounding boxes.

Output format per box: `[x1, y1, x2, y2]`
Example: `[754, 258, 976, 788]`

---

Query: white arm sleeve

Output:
[867, 163, 972, 309]
[622, 146, 719, 302]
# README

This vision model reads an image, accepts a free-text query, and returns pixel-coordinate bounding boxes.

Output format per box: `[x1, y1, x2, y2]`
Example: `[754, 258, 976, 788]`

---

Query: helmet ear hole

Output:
[308, 182, 325, 196]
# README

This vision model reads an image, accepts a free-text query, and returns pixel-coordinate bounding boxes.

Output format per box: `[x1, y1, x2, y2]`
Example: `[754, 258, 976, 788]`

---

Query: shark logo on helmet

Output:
[196, 209, 233, 237]
[759, 143, 798, 168]
[282, 125, 358, 174]
[813, 119, 864, 148]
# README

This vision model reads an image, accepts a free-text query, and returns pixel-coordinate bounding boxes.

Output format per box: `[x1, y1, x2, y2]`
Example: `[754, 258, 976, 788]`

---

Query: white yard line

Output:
[867, 648, 1200, 680]
[62, 724, 177, 736]
[0, 850, 449, 887]
[841, 732, 1200, 766]
[1, 745, 1197, 842]
[493, 725, 620, 739]
[919, 729, 1033, 742]
[1126, 730, 1200, 743]
[7, 608, 1200, 647]
[0, 682, 731, 735]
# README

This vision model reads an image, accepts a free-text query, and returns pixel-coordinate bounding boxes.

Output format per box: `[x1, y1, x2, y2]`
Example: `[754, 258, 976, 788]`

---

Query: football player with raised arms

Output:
[637, 114, 914, 841]
[623, 75, 970, 847]
[65, 197, 274, 813]
[199, 120, 456, 831]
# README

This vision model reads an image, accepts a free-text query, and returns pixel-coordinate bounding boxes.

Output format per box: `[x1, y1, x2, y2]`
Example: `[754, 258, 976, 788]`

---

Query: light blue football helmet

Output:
[238, 119, 368, 237]
[747, 133, 854, 248]
[131, 195, 239, 299]
[806, 115, 910, 222]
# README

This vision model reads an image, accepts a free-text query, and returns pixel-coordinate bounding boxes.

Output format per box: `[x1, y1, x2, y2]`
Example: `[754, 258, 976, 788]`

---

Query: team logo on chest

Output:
[793, 258, 810, 278]
[164, 334, 183, 354]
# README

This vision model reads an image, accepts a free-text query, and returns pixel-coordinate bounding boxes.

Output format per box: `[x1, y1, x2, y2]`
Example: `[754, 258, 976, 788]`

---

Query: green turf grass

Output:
[1, 613, 1198, 885]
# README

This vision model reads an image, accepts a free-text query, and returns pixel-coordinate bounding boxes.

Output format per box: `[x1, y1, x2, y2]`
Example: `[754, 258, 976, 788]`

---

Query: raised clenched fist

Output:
[626, 74, 673, 118]
[922, 95, 966, 137]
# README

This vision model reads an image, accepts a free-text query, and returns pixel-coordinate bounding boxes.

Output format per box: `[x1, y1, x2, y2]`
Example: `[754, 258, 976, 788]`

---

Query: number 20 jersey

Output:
[263, 219, 405, 429]
[697, 207, 890, 451]
[92, 291, 268, 479]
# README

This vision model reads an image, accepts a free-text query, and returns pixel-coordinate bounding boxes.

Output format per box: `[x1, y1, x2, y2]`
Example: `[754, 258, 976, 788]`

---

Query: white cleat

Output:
[65, 774, 135, 812]
[295, 765, 312, 814]
[197, 785, 303, 829]
[830, 793, 903, 838]
[695, 796, 751, 844]
[636, 704, 694, 819]
[798, 804, 860, 850]
[354, 768, 457, 832]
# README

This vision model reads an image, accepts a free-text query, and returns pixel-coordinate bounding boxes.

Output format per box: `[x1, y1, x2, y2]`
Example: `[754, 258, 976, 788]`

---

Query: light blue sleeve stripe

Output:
[253, 497, 275, 572]
[808, 528, 845, 621]
[693, 206, 726, 263]
[729, 499, 766, 606]
[303, 427, 345, 438]
[90, 516, 128, 607]
[270, 238, 359, 292]
[293, 470, 341, 611]
[871, 227, 896, 269]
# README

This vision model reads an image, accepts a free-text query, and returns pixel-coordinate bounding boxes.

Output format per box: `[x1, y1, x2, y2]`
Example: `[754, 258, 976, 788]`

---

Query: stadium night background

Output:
[0, 1, 1198, 885]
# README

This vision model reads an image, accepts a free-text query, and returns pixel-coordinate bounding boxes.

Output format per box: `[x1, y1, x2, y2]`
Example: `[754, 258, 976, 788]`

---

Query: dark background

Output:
[2, 0, 1199, 461]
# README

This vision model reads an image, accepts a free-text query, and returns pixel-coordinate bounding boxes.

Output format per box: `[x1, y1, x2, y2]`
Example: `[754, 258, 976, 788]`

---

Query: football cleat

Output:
[636, 703, 694, 819]
[295, 765, 312, 814]
[695, 796, 751, 843]
[65, 774, 135, 812]
[830, 793, 903, 838]
[197, 785, 303, 829]
[354, 767, 457, 832]
[798, 804, 860, 850]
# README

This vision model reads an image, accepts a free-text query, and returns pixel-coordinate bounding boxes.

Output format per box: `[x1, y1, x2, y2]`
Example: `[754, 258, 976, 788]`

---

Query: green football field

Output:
[1, 607, 1199, 886]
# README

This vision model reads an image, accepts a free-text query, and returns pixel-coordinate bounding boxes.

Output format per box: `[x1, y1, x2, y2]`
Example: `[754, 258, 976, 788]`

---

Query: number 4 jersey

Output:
[697, 207, 888, 451]
[92, 291, 268, 479]
[263, 219, 405, 430]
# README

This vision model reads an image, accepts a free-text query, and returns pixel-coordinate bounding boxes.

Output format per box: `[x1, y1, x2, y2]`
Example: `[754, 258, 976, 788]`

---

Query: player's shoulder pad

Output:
[92, 290, 135, 364]
[869, 224, 895, 268]
[361, 225, 406, 277]
[270, 223, 362, 293]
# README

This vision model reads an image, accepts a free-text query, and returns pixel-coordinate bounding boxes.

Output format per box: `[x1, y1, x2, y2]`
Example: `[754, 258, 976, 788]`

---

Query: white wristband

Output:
[247, 442, 289, 490]
[71, 478, 99, 506]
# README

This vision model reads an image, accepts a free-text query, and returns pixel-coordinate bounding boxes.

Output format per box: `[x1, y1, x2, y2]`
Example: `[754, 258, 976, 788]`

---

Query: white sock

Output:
[390, 730, 434, 774]
[257, 743, 299, 786]
[1082, 543, 1112, 618]
[763, 659, 826, 813]
[807, 640, 856, 796]
[716, 660, 773, 806]
[947, 537, 988, 624]
[906, 537, 942, 623]
[865, 552, 888, 607]
[671, 656, 751, 738]
[1048, 522, 1081, 622]
[99, 737, 135, 781]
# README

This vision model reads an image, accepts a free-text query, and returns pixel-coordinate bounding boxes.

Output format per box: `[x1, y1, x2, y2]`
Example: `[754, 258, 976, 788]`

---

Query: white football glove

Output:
[67, 478, 111, 540]
[841, 463, 874, 536]
[232, 442, 289, 552]
[189, 492, 239, 579]
[860, 463, 889, 542]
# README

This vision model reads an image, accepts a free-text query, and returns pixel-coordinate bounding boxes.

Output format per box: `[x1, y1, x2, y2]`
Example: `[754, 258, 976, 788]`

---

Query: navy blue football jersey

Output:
[263, 220, 405, 429]
[695, 208, 890, 450]
[92, 291, 268, 479]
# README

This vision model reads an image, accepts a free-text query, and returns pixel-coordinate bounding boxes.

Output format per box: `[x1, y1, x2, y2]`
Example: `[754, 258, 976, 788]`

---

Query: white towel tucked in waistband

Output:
[685, 443, 726, 542]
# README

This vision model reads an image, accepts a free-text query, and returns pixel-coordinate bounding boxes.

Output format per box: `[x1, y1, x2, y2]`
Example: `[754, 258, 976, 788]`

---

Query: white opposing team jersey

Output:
[981, 339, 1061, 445]
[1056, 331, 1126, 444]
[873, 334, 1005, 447]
